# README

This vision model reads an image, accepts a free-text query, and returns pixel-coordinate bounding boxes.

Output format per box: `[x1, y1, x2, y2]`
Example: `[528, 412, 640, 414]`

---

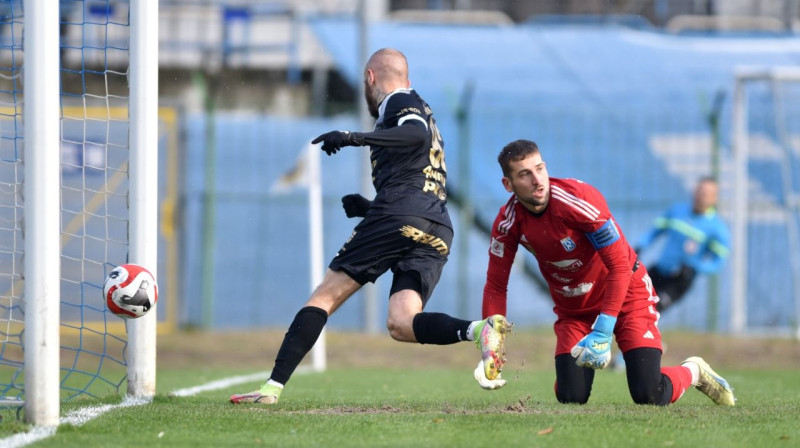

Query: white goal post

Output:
[127, 0, 159, 399]
[21, 0, 159, 425]
[731, 66, 800, 340]
[23, 0, 61, 427]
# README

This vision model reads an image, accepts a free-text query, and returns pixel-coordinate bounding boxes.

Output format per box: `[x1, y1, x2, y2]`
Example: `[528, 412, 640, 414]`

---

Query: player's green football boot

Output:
[475, 315, 513, 380]
[682, 356, 736, 406]
[230, 383, 282, 405]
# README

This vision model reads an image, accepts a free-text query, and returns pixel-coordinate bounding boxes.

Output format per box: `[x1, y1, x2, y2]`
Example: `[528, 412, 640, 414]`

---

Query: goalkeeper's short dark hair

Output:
[498, 139, 540, 177]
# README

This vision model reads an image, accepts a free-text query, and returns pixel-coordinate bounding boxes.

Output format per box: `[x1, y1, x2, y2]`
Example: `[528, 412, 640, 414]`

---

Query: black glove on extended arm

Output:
[341, 193, 372, 218]
[311, 131, 366, 155]
[313, 123, 427, 155]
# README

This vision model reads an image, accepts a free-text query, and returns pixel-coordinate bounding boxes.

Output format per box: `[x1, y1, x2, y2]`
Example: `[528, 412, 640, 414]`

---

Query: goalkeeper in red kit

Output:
[480, 139, 735, 406]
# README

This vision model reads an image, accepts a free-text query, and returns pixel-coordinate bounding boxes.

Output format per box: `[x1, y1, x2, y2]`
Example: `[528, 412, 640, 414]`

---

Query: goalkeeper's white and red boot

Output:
[230, 382, 282, 405]
[475, 315, 513, 380]
[682, 356, 736, 406]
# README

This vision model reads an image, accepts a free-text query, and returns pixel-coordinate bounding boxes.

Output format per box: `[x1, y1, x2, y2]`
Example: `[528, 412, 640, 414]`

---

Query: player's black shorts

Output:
[329, 214, 453, 306]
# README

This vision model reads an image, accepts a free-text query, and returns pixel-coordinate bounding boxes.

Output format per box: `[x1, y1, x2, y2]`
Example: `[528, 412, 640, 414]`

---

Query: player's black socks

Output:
[270, 306, 328, 385]
[412, 312, 472, 345]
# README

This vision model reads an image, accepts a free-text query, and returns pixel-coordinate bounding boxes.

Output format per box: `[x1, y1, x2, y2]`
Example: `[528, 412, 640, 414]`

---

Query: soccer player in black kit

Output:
[231, 48, 511, 405]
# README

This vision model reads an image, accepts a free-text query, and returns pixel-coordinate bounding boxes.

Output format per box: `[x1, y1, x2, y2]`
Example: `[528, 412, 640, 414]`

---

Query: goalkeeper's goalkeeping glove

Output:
[473, 359, 507, 390]
[570, 313, 617, 370]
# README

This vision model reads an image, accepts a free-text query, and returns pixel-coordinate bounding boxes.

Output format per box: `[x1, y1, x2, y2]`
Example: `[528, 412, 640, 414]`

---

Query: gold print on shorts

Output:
[400, 225, 449, 255]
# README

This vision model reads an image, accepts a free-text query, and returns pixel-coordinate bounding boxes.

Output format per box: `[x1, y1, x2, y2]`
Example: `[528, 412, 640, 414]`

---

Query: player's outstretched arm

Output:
[312, 122, 427, 156]
[356, 122, 427, 148]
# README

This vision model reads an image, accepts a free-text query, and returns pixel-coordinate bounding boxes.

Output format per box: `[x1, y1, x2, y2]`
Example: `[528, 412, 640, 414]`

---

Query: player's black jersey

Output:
[365, 88, 451, 228]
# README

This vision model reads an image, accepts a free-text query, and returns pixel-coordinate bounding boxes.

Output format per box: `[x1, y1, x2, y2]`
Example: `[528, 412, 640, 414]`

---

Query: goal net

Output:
[0, 0, 25, 408]
[0, 0, 158, 423]
[731, 67, 800, 339]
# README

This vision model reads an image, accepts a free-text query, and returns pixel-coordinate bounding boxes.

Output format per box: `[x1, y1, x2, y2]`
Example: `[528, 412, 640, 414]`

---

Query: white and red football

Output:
[103, 264, 158, 319]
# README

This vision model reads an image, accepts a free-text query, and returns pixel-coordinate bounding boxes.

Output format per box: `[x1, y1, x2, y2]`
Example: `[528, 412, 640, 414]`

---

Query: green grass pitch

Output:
[1, 366, 798, 447]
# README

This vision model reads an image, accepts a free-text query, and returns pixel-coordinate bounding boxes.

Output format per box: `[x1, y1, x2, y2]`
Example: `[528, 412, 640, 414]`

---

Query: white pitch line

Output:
[0, 426, 56, 448]
[0, 396, 150, 448]
[168, 366, 315, 397]
[0, 366, 320, 448]
[169, 371, 272, 397]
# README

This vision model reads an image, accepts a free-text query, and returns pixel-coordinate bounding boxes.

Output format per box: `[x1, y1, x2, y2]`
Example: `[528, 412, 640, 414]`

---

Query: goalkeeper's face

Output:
[502, 153, 550, 213]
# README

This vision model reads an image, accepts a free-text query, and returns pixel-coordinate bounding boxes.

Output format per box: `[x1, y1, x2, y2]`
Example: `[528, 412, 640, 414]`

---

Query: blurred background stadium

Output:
[5, 0, 800, 342]
[159, 0, 800, 337]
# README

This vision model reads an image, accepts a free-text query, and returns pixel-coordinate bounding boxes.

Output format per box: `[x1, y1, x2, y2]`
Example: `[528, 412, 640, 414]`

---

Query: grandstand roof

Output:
[310, 19, 800, 110]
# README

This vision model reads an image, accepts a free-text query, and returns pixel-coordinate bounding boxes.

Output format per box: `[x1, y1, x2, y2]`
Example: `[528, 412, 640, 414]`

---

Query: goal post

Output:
[6, 0, 160, 425]
[127, 0, 159, 399]
[23, 0, 61, 426]
[731, 66, 800, 340]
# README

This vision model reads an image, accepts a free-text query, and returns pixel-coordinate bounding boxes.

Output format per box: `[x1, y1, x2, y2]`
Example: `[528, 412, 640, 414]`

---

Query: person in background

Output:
[635, 176, 730, 313]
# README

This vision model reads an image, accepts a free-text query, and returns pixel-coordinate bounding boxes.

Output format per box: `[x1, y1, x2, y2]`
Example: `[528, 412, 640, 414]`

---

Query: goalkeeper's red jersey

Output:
[482, 177, 642, 319]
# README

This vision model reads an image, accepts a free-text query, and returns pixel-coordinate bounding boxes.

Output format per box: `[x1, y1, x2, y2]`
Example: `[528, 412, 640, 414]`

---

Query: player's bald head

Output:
[365, 48, 409, 85]
[363, 48, 411, 118]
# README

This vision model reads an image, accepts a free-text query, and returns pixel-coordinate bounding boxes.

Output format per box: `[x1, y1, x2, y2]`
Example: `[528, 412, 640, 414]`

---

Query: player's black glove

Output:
[341, 193, 372, 218]
[311, 131, 365, 155]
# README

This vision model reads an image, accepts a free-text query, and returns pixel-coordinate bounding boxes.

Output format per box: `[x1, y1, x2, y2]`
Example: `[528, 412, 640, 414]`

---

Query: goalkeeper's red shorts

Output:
[553, 272, 663, 356]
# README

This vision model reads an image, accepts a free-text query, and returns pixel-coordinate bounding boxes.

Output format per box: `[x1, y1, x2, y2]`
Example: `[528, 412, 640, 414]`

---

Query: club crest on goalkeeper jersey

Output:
[483, 177, 640, 318]
[366, 88, 451, 229]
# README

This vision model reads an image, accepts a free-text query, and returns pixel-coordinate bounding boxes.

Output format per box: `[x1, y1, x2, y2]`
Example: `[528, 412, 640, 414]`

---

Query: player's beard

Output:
[516, 186, 549, 211]
[365, 84, 380, 119]
[518, 195, 548, 210]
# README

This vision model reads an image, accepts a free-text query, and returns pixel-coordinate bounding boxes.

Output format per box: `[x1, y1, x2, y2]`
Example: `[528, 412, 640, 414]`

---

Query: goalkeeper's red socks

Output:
[662, 365, 694, 403]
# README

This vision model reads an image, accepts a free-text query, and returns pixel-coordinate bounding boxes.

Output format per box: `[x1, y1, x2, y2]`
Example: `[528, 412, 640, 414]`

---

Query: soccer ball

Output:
[104, 264, 158, 319]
